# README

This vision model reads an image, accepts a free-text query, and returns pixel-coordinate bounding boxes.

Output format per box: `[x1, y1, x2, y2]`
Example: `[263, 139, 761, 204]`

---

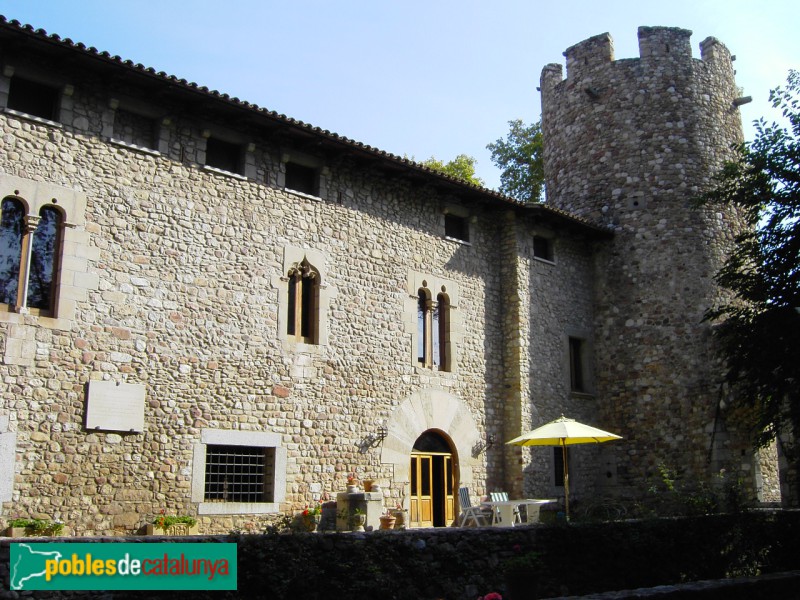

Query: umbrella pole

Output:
[562, 443, 569, 518]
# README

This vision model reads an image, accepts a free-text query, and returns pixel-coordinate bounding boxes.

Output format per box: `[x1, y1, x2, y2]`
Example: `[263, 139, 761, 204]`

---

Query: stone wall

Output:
[2, 511, 800, 599]
[0, 26, 600, 534]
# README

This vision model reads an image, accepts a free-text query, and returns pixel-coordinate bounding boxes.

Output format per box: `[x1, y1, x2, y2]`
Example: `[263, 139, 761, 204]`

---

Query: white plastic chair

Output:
[458, 487, 489, 527]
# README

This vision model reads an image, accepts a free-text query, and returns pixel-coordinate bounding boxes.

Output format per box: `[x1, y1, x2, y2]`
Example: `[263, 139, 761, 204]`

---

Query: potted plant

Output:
[378, 511, 396, 530]
[4, 518, 65, 537]
[346, 473, 359, 493]
[300, 502, 323, 532]
[350, 508, 366, 532]
[146, 510, 198, 535]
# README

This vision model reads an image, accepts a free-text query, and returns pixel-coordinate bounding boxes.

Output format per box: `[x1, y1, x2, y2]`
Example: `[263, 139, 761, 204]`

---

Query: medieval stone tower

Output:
[540, 27, 774, 499]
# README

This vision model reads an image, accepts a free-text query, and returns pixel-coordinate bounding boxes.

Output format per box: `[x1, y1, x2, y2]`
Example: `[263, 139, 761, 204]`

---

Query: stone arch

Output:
[380, 389, 481, 499]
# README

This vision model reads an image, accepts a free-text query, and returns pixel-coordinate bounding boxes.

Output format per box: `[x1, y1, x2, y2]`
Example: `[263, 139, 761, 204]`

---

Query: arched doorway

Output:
[409, 430, 457, 527]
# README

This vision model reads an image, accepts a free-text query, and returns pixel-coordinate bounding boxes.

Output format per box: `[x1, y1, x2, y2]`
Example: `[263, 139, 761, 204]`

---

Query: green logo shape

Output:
[10, 542, 237, 590]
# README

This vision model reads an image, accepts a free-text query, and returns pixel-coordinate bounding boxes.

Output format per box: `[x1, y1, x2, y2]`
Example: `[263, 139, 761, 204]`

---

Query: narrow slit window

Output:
[569, 336, 585, 392]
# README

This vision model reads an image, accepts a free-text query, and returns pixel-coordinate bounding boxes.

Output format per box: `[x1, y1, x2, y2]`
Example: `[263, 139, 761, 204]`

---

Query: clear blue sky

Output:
[0, 0, 797, 190]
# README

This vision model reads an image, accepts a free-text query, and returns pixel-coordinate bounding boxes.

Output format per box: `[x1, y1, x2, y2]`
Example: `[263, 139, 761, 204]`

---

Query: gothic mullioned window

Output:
[287, 257, 319, 344]
[417, 283, 450, 371]
[0, 197, 62, 314]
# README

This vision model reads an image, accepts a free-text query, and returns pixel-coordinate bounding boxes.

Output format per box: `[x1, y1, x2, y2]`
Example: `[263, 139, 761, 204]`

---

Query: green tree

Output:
[421, 154, 483, 186]
[487, 119, 544, 203]
[699, 71, 800, 503]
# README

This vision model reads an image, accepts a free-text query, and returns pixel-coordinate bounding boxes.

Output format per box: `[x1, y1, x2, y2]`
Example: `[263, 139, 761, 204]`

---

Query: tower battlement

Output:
[541, 26, 733, 92]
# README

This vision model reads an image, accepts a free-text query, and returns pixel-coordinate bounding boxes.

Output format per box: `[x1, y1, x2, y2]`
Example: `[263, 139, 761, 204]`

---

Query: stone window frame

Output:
[0, 175, 94, 333]
[406, 271, 461, 373]
[442, 204, 473, 245]
[0, 197, 63, 316]
[278, 150, 329, 202]
[191, 429, 287, 515]
[273, 246, 336, 352]
[565, 329, 594, 397]
[0, 64, 73, 129]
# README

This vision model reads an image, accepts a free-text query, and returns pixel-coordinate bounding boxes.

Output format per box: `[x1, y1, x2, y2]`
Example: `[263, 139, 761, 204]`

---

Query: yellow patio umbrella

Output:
[506, 415, 622, 518]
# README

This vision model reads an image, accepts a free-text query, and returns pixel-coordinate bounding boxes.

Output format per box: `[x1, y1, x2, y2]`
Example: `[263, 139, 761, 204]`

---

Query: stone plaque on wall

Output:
[85, 381, 146, 433]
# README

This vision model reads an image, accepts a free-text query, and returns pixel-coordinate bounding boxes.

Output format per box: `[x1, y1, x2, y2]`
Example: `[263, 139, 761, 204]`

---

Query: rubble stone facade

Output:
[0, 19, 782, 535]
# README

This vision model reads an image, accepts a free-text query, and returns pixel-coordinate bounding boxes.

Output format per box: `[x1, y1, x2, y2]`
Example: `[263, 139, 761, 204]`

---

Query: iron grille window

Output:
[204, 444, 275, 503]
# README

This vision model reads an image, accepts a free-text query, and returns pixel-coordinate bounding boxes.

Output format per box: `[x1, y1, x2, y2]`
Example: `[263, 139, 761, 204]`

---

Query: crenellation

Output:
[637, 26, 692, 60]
[563, 32, 614, 80]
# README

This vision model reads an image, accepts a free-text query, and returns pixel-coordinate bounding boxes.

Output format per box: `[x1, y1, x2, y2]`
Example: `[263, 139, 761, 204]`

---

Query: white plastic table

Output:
[485, 499, 554, 527]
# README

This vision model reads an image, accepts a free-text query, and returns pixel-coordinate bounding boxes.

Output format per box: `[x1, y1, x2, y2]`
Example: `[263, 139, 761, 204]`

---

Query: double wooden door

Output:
[409, 452, 455, 527]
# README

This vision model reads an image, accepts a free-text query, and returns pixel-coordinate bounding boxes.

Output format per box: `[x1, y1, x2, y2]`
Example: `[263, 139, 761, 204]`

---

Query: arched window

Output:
[417, 288, 430, 365]
[287, 257, 319, 343]
[0, 197, 24, 306]
[28, 206, 62, 310]
[417, 285, 450, 372]
[436, 293, 449, 370]
[0, 197, 62, 314]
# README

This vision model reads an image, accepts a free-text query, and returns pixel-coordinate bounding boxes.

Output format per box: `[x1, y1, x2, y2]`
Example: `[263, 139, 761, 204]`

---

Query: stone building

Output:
[0, 17, 784, 535]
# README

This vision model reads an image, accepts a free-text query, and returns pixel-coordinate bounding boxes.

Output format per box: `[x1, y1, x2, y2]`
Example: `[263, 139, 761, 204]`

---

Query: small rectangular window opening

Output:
[533, 236, 553, 261]
[205, 137, 241, 173]
[8, 77, 59, 121]
[444, 214, 469, 242]
[204, 444, 275, 503]
[285, 162, 318, 196]
[569, 336, 585, 392]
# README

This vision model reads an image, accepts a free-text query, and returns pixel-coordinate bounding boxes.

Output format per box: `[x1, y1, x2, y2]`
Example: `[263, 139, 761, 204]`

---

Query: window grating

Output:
[204, 444, 274, 503]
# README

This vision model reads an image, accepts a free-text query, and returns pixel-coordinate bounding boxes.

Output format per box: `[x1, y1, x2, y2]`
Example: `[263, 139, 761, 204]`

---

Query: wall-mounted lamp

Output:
[472, 434, 496, 457]
[357, 425, 389, 453]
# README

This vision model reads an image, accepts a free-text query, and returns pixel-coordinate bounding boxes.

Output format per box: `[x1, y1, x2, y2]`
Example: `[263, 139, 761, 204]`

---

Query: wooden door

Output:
[410, 454, 433, 527]
[410, 452, 455, 527]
